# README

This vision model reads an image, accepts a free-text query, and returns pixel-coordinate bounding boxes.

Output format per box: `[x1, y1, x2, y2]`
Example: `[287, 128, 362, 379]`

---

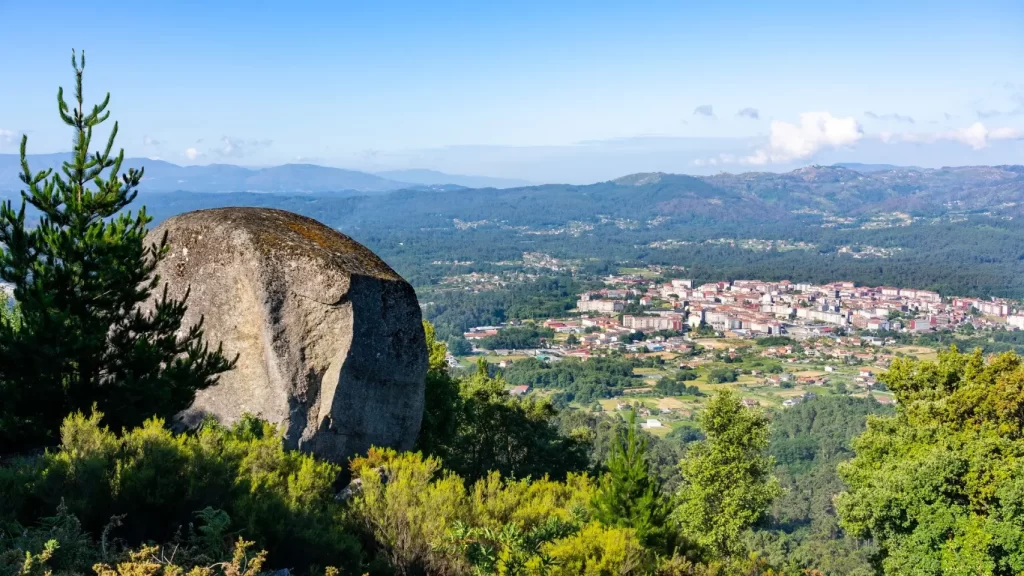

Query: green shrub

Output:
[539, 522, 653, 575]
[2, 412, 359, 572]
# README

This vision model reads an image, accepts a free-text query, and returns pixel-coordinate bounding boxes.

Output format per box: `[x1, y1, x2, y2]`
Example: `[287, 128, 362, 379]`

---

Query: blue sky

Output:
[0, 0, 1022, 182]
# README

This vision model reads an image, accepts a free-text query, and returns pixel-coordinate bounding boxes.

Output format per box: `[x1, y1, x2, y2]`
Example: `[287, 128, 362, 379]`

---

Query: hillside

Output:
[0, 155, 487, 194]
[287, 165, 1024, 228]
[701, 164, 1024, 217]
[6, 156, 1021, 221]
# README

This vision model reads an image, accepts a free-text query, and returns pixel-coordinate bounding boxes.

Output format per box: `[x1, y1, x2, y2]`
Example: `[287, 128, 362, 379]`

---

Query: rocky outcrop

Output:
[150, 208, 426, 463]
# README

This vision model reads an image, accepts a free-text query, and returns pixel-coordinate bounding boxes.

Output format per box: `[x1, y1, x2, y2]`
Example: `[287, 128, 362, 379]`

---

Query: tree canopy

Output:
[837, 348, 1024, 576]
[674, 390, 781, 559]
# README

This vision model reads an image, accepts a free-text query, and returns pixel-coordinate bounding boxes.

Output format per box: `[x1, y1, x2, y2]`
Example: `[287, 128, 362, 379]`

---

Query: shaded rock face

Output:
[150, 208, 426, 463]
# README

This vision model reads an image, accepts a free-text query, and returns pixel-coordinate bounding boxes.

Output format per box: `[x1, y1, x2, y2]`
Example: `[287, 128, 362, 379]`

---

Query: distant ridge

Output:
[375, 169, 530, 189]
[0, 154, 514, 194]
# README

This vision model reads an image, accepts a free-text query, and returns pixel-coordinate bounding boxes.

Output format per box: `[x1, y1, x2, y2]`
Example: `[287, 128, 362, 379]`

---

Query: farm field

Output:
[893, 345, 939, 362]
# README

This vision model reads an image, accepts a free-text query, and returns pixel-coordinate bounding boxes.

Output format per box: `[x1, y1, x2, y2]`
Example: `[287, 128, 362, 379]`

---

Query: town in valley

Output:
[449, 267, 1024, 435]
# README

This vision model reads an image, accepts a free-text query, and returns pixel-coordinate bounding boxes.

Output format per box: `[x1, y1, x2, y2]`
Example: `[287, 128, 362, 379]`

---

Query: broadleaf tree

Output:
[837, 348, 1024, 576]
[0, 51, 235, 451]
[674, 389, 781, 559]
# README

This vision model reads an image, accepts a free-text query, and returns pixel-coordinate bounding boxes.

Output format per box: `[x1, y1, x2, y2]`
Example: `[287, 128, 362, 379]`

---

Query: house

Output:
[641, 419, 664, 429]
[824, 365, 836, 373]
[782, 397, 802, 408]
[509, 385, 531, 397]
[741, 398, 760, 408]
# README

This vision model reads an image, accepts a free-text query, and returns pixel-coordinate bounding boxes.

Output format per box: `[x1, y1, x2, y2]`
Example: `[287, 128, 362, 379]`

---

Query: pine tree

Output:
[591, 410, 670, 549]
[0, 51, 234, 451]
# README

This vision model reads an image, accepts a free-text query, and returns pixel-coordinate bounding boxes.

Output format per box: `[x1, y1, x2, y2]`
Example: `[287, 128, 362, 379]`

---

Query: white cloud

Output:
[949, 123, 991, 149]
[185, 147, 199, 160]
[217, 136, 273, 158]
[219, 136, 241, 157]
[745, 112, 862, 165]
[143, 135, 161, 147]
[0, 129, 17, 146]
[884, 122, 1022, 150]
[990, 126, 1022, 140]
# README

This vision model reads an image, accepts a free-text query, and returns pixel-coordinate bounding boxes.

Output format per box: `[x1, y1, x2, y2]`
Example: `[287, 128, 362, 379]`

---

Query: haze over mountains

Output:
[0, 154, 528, 194]
[3, 154, 1023, 225]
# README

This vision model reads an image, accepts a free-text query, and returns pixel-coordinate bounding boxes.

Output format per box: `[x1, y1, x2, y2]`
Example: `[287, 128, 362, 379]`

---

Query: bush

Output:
[349, 448, 607, 575]
[349, 448, 469, 575]
[706, 368, 737, 384]
[540, 522, 652, 575]
[1, 412, 360, 572]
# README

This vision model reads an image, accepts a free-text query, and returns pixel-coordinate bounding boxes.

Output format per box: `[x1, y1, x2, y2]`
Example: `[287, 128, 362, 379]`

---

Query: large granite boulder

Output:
[150, 208, 426, 463]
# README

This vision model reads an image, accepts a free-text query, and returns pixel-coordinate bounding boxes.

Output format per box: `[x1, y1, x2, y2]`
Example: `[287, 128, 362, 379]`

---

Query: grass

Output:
[893, 345, 939, 362]
[618, 267, 661, 279]
[792, 370, 827, 377]
[693, 338, 748, 350]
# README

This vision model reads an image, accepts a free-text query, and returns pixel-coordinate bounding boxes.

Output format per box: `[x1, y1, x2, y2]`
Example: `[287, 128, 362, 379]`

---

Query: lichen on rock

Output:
[150, 207, 427, 463]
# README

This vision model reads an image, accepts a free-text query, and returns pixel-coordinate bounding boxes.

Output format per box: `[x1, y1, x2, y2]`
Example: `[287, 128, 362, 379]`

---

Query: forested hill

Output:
[115, 163, 1024, 233]
[6, 159, 1024, 297]
[701, 164, 1024, 217]
[5, 156, 1022, 223]
[0, 154, 500, 194]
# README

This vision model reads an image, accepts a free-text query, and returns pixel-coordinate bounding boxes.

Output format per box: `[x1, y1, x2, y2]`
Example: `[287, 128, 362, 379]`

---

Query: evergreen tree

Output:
[0, 51, 234, 451]
[591, 410, 670, 549]
[674, 390, 781, 560]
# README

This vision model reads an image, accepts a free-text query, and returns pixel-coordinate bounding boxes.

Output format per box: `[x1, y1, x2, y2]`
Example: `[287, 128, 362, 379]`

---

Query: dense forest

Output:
[422, 276, 595, 340]
[503, 356, 644, 404]
[127, 190, 1024, 299]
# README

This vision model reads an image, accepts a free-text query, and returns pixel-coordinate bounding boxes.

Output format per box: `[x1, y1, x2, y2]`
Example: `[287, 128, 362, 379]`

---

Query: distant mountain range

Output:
[331, 163, 1024, 228]
[700, 164, 1024, 217]
[128, 164, 1024, 236]
[0, 154, 525, 194]
[4, 155, 1023, 224]
[373, 169, 531, 189]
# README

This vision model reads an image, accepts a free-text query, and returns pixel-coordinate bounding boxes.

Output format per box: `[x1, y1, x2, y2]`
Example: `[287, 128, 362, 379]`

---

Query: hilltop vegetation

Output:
[6, 56, 1024, 576]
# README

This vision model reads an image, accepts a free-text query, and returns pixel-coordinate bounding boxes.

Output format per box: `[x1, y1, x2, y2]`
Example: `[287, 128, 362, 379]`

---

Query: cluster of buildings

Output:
[456, 273, 1023, 365]
[581, 274, 1023, 339]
